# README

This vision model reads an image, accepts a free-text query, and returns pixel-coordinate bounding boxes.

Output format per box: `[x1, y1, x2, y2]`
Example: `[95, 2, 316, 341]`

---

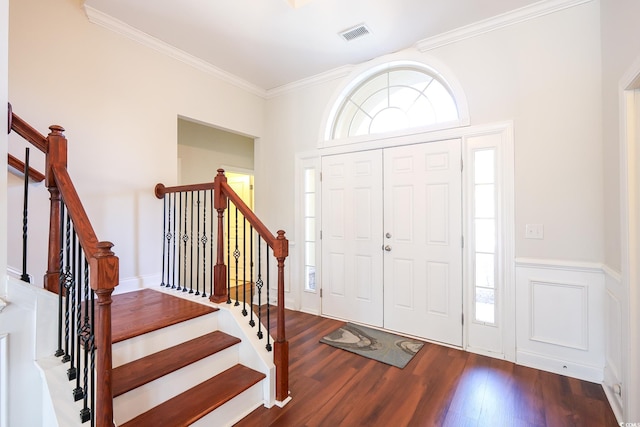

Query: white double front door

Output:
[321, 139, 462, 346]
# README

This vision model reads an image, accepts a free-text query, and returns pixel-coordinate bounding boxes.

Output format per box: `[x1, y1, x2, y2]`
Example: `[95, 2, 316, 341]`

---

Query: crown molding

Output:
[83, 5, 268, 98]
[415, 0, 593, 52]
[265, 65, 353, 99]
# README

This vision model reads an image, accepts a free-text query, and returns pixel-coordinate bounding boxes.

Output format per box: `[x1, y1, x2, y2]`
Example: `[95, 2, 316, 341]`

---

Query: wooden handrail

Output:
[51, 164, 100, 256]
[154, 182, 216, 198]
[7, 153, 46, 182]
[9, 110, 48, 153]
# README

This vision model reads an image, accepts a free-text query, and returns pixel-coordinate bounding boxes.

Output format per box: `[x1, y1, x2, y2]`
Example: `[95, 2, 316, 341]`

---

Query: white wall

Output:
[1, 0, 8, 285]
[1, 0, 9, 425]
[262, 2, 603, 312]
[178, 119, 254, 185]
[263, 2, 603, 264]
[7, 0, 266, 289]
[600, 0, 640, 422]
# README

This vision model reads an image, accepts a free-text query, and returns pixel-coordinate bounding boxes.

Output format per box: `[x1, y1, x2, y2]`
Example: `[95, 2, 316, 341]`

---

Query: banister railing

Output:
[8, 104, 117, 427]
[155, 168, 290, 403]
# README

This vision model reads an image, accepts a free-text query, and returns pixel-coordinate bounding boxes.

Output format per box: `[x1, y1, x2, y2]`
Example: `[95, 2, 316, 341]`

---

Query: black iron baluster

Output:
[200, 191, 207, 297]
[233, 205, 240, 306]
[256, 237, 263, 340]
[73, 245, 84, 401]
[249, 225, 255, 328]
[188, 191, 194, 293]
[226, 197, 231, 304]
[266, 246, 272, 352]
[209, 189, 214, 298]
[67, 229, 77, 381]
[161, 194, 167, 287]
[178, 192, 185, 291]
[55, 203, 66, 358]
[195, 191, 201, 295]
[20, 147, 31, 283]
[164, 193, 172, 288]
[62, 210, 72, 363]
[242, 217, 248, 317]
[171, 192, 177, 290]
[79, 272, 93, 424]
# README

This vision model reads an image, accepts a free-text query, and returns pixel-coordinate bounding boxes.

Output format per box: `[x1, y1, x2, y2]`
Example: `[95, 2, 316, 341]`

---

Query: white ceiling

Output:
[83, 0, 545, 91]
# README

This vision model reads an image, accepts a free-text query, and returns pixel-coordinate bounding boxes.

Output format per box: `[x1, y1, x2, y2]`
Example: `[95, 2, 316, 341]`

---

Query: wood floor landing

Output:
[111, 288, 217, 343]
[235, 309, 619, 427]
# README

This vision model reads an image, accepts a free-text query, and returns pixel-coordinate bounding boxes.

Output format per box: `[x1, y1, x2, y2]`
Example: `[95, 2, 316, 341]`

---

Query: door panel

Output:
[321, 151, 384, 326]
[383, 140, 462, 346]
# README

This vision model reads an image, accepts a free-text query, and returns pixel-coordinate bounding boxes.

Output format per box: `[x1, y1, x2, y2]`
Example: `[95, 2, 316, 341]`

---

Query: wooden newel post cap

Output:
[276, 230, 288, 258]
[216, 168, 225, 176]
[48, 125, 65, 136]
[95, 241, 115, 257]
[154, 183, 166, 199]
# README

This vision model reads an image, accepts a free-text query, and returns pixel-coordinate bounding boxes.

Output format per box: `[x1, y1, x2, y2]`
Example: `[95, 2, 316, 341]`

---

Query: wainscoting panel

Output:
[515, 259, 605, 383]
[602, 266, 623, 421]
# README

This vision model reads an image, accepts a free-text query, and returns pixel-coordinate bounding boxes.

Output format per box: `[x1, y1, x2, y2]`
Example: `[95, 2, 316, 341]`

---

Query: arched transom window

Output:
[330, 66, 459, 140]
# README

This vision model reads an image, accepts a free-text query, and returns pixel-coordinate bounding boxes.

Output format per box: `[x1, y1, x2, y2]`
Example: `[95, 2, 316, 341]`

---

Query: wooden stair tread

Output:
[111, 289, 217, 343]
[120, 364, 266, 427]
[112, 330, 241, 397]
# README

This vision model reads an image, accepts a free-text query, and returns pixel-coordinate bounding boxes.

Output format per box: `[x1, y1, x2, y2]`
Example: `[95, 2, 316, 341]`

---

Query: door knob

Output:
[384, 245, 392, 251]
[385, 233, 392, 238]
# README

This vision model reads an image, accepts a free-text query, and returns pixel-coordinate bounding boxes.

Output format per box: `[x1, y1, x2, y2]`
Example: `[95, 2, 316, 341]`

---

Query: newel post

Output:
[91, 241, 118, 427]
[210, 169, 228, 303]
[273, 230, 290, 402]
[44, 125, 66, 293]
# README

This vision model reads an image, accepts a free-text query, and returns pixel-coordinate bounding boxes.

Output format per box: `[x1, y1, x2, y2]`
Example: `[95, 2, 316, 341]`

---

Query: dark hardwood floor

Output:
[235, 309, 618, 427]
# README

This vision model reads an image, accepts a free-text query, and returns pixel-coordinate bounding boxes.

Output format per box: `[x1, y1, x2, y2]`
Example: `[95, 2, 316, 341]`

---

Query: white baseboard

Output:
[517, 350, 603, 383]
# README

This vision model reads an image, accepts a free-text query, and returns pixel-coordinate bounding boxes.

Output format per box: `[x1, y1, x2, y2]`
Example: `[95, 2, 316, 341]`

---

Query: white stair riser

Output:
[190, 382, 264, 427]
[112, 313, 219, 367]
[113, 345, 239, 425]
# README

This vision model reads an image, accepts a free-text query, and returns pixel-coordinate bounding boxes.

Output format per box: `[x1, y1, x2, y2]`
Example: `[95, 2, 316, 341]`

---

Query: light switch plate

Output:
[525, 224, 544, 239]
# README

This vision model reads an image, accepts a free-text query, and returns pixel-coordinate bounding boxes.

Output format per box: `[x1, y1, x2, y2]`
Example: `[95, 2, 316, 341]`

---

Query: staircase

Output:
[8, 106, 289, 426]
[111, 288, 266, 426]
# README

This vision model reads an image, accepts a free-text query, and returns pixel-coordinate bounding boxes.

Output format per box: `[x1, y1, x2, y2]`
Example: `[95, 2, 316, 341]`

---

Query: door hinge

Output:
[320, 288, 323, 298]
[320, 230, 322, 240]
[461, 158, 464, 172]
[461, 235, 464, 248]
[462, 313, 464, 325]
[320, 172, 323, 182]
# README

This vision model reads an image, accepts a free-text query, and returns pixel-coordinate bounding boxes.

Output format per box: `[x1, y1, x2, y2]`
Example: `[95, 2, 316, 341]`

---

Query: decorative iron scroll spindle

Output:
[242, 217, 248, 317]
[172, 192, 177, 290]
[55, 202, 97, 425]
[188, 191, 194, 293]
[249, 224, 255, 328]
[233, 205, 240, 306]
[161, 193, 167, 287]
[210, 188, 214, 297]
[256, 236, 264, 340]
[227, 197, 232, 304]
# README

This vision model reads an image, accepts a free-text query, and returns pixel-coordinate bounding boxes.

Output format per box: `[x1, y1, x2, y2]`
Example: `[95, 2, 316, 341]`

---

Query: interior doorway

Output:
[225, 171, 255, 294]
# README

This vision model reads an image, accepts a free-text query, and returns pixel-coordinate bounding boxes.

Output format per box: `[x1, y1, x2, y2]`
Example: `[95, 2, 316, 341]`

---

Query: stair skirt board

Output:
[113, 344, 240, 424]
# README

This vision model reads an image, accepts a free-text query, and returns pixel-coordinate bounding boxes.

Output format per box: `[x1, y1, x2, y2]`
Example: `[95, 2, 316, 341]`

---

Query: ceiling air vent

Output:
[339, 24, 371, 42]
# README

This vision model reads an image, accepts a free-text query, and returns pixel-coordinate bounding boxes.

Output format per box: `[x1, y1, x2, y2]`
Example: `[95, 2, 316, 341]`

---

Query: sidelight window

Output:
[303, 167, 317, 292]
[472, 149, 497, 324]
